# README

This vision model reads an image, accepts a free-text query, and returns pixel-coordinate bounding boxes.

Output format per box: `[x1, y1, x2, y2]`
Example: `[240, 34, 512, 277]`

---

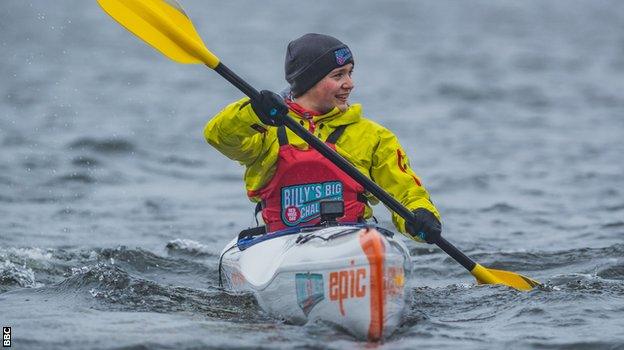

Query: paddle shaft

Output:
[213, 62, 478, 272]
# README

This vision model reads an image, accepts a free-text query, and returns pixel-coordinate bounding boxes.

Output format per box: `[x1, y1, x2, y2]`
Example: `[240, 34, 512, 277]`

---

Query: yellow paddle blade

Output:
[97, 0, 220, 67]
[471, 264, 540, 291]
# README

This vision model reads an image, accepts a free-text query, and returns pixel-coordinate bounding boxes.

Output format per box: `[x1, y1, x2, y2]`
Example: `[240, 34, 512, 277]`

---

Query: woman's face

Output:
[301, 63, 354, 113]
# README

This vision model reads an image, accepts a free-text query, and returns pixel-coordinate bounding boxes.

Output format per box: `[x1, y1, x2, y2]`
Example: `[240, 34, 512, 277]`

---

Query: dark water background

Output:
[1, 0, 624, 349]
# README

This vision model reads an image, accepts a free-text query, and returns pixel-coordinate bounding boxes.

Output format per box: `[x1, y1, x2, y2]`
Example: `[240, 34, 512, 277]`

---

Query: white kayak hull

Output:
[219, 225, 412, 341]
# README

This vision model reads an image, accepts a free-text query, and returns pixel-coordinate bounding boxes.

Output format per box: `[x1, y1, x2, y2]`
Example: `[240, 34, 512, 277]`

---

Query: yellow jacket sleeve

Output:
[203, 97, 270, 166]
[371, 128, 440, 236]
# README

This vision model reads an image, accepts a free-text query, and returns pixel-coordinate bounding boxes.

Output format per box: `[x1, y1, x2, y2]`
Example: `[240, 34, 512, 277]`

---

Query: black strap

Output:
[238, 225, 266, 241]
[279, 124, 348, 146]
[253, 201, 263, 226]
[277, 126, 288, 146]
[357, 193, 368, 204]
[325, 124, 348, 144]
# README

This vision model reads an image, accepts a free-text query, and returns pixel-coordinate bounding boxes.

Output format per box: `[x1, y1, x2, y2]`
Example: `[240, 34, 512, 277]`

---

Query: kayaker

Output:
[205, 33, 441, 244]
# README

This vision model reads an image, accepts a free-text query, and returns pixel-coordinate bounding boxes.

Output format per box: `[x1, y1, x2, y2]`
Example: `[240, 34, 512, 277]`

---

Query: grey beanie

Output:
[285, 33, 354, 97]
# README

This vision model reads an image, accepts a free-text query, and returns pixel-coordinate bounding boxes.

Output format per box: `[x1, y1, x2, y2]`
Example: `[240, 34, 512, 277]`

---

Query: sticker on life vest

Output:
[281, 181, 343, 226]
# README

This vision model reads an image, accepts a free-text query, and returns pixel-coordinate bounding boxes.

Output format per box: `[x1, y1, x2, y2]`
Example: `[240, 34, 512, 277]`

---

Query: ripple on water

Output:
[436, 83, 504, 102]
[71, 155, 101, 168]
[527, 340, 624, 349]
[0, 246, 218, 293]
[52, 207, 96, 220]
[544, 273, 624, 297]
[597, 263, 624, 281]
[48, 172, 97, 184]
[1, 132, 28, 147]
[1, 245, 266, 321]
[159, 155, 205, 168]
[477, 244, 624, 272]
[403, 271, 623, 346]
[602, 203, 624, 212]
[166, 239, 214, 258]
[67, 137, 136, 155]
[513, 306, 547, 317]
[0, 260, 38, 291]
[481, 202, 519, 213]
[95, 246, 211, 275]
[601, 221, 624, 229]
[58, 263, 266, 321]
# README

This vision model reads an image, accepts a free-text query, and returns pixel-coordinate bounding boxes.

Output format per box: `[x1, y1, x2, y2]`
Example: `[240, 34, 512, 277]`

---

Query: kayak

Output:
[218, 223, 412, 341]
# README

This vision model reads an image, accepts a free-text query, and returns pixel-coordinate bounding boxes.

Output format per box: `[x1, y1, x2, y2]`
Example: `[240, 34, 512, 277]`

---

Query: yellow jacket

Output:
[204, 97, 440, 236]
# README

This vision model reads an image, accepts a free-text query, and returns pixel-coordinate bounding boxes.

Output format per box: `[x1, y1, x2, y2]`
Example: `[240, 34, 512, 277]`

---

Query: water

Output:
[1, 0, 624, 348]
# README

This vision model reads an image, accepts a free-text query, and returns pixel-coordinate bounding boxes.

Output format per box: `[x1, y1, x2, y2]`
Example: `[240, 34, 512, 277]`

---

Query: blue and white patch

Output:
[295, 273, 324, 316]
[334, 47, 352, 66]
[281, 181, 343, 226]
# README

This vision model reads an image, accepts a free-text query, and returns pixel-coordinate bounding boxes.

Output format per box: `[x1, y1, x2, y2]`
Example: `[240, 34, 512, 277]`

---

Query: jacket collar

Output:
[286, 100, 362, 126]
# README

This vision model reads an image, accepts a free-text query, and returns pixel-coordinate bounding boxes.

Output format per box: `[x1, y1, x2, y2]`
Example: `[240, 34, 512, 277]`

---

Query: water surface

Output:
[1, 1, 623, 349]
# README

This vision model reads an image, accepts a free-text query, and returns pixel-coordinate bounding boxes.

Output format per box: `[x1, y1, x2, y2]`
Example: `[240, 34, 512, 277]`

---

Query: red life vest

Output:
[249, 125, 366, 232]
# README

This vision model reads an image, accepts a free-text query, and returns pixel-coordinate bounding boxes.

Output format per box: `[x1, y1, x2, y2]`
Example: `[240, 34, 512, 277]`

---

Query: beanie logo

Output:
[334, 47, 352, 66]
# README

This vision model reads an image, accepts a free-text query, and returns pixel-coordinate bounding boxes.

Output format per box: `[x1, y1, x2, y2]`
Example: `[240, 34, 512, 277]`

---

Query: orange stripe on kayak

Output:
[359, 228, 386, 341]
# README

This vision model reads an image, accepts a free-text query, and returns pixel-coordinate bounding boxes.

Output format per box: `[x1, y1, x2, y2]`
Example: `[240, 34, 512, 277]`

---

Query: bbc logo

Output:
[2, 327, 10, 348]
